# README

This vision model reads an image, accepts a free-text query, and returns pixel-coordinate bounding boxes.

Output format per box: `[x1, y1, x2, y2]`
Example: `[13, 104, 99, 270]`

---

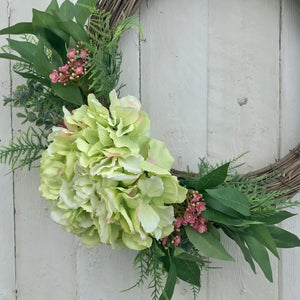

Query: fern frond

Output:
[190, 284, 200, 300]
[0, 127, 48, 171]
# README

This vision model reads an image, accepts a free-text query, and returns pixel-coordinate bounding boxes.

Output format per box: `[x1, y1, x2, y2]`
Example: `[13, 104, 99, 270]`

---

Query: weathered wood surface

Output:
[0, 0, 299, 299]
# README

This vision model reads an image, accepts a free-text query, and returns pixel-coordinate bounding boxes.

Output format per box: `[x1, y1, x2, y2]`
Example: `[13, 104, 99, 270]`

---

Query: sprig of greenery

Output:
[86, 9, 143, 103]
[125, 242, 165, 300]
[226, 173, 300, 217]
[4, 80, 65, 129]
[0, 127, 48, 170]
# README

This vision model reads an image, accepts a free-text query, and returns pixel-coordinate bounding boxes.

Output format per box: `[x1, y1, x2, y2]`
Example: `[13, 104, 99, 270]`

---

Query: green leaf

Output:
[186, 226, 234, 261]
[60, 0, 76, 20]
[195, 162, 229, 191]
[206, 187, 250, 216]
[32, 9, 69, 44]
[205, 194, 244, 218]
[46, 0, 59, 13]
[244, 234, 273, 282]
[7, 39, 36, 63]
[202, 208, 262, 227]
[75, 0, 98, 26]
[207, 222, 220, 241]
[159, 257, 177, 300]
[222, 227, 256, 273]
[174, 258, 200, 287]
[51, 11, 89, 43]
[250, 225, 279, 258]
[33, 41, 54, 77]
[267, 225, 300, 248]
[174, 251, 206, 266]
[0, 22, 34, 35]
[42, 29, 67, 63]
[255, 211, 297, 225]
[0, 53, 29, 63]
[51, 83, 84, 106]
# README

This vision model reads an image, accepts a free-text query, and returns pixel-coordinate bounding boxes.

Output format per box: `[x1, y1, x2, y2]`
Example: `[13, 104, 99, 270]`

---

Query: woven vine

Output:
[94, 0, 300, 198]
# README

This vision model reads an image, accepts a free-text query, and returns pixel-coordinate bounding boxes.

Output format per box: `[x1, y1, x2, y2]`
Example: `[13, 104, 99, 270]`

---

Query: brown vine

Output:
[94, 0, 300, 199]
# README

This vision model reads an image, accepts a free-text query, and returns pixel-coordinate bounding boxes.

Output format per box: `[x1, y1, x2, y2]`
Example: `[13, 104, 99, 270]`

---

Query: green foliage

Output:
[128, 240, 207, 300]
[4, 80, 65, 129]
[180, 157, 300, 285]
[0, 127, 48, 170]
[126, 242, 165, 300]
[86, 9, 142, 103]
[186, 226, 234, 261]
[88, 48, 123, 101]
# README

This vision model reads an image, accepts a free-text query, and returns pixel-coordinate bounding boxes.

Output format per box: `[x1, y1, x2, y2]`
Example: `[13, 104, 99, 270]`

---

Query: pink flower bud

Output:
[58, 73, 68, 83]
[50, 69, 59, 83]
[197, 224, 207, 233]
[67, 48, 76, 60]
[75, 65, 83, 75]
[174, 217, 182, 229]
[59, 64, 69, 73]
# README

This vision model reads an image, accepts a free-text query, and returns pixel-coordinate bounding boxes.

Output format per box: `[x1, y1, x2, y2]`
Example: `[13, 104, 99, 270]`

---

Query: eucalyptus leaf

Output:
[196, 162, 229, 191]
[267, 225, 300, 248]
[159, 257, 177, 300]
[250, 224, 279, 258]
[51, 83, 84, 106]
[255, 211, 296, 225]
[0, 22, 34, 35]
[174, 258, 200, 287]
[186, 226, 234, 261]
[222, 227, 256, 273]
[0, 53, 29, 63]
[204, 194, 244, 218]
[174, 250, 206, 266]
[201, 208, 262, 227]
[244, 234, 273, 282]
[206, 187, 250, 216]
[7, 39, 36, 63]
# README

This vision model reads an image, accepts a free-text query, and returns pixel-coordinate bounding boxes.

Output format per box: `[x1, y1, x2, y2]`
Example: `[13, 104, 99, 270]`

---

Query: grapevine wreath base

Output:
[0, 1, 299, 299]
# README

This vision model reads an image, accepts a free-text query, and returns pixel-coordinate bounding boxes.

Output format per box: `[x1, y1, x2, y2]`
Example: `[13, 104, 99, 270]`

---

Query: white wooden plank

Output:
[140, 0, 209, 299]
[9, 1, 77, 299]
[280, 0, 300, 299]
[0, 0, 16, 299]
[119, 17, 140, 98]
[207, 0, 280, 172]
[140, 0, 208, 172]
[207, 1, 280, 299]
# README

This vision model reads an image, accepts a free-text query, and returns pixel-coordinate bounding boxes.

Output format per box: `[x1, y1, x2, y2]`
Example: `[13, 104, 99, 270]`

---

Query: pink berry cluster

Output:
[160, 191, 208, 250]
[50, 42, 90, 85]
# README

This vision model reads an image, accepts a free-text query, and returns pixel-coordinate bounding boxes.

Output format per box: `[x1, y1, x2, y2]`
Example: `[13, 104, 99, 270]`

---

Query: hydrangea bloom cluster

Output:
[160, 191, 207, 249]
[50, 42, 89, 84]
[39, 91, 187, 250]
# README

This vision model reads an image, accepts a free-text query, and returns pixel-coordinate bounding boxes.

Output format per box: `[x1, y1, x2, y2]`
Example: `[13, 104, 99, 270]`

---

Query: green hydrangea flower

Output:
[39, 91, 187, 250]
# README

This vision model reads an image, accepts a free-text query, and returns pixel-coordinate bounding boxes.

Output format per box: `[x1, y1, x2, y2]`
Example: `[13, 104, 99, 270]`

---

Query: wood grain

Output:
[207, 1, 280, 299]
[280, 0, 300, 299]
[0, 0, 299, 299]
[0, 1, 15, 299]
[10, 1, 77, 299]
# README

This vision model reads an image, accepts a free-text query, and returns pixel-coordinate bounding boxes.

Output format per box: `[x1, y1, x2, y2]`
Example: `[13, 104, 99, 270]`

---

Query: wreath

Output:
[0, 1, 299, 299]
